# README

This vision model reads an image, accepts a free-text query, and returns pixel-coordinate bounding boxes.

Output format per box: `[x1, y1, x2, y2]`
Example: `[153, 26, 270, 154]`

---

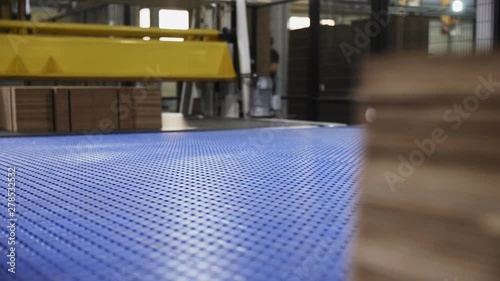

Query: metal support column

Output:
[200, 5, 216, 117]
[271, 2, 289, 114]
[307, 0, 320, 121]
[123, 4, 132, 26]
[236, 0, 252, 118]
[179, 8, 200, 116]
[251, 7, 258, 74]
[122, 4, 135, 87]
[493, 0, 500, 46]
[18, 0, 26, 20]
[108, 4, 124, 26]
[221, 3, 240, 118]
[150, 7, 159, 28]
[370, 0, 389, 53]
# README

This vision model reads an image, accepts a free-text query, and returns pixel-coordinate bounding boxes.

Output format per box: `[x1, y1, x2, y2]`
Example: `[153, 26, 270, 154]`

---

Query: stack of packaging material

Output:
[354, 54, 500, 281]
[0, 87, 162, 133]
[68, 87, 120, 132]
[119, 87, 163, 130]
[0, 87, 54, 132]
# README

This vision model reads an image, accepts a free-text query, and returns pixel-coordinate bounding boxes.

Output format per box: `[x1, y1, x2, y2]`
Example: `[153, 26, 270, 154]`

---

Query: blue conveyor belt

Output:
[0, 127, 363, 281]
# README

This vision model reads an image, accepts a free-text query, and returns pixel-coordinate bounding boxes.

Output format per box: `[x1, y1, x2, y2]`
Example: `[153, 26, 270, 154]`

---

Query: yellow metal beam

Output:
[0, 34, 236, 80]
[0, 20, 220, 40]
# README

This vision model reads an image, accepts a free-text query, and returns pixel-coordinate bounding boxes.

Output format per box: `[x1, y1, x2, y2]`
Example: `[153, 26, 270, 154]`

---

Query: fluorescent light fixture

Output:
[159, 37, 185, 42]
[288, 17, 336, 30]
[159, 9, 189, 30]
[139, 8, 150, 28]
[452, 0, 463, 12]
[320, 19, 336, 26]
[407, 0, 421, 7]
[288, 17, 310, 30]
[156, 9, 189, 42]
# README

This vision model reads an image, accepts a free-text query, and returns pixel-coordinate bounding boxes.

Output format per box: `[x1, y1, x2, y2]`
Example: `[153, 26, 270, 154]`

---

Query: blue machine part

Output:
[0, 127, 363, 281]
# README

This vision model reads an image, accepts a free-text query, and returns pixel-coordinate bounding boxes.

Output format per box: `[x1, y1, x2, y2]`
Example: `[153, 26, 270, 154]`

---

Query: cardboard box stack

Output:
[53, 88, 71, 132]
[69, 88, 120, 132]
[0, 87, 54, 132]
[119, 87, 162, 130]
[354, 54, 500, 281]
[0, 87, 162, 133]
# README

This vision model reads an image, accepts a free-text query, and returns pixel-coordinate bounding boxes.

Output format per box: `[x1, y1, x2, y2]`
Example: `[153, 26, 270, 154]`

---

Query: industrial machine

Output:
[0, 0, 259, 119]
[0, 2, 360, 281]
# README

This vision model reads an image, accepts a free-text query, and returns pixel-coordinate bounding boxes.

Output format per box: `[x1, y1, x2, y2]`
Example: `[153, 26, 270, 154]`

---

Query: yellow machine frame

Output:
[0, 20, 236, 80]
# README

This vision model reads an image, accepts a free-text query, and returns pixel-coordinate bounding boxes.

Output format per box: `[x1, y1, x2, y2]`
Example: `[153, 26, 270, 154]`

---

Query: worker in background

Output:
[270, 37, 280, 95]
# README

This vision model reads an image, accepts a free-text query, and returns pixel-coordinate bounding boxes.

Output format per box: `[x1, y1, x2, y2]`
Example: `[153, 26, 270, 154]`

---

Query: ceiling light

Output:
[452, 0, 463, 12]
[288, 17, 310, 30]
[320, 19, 336, 26]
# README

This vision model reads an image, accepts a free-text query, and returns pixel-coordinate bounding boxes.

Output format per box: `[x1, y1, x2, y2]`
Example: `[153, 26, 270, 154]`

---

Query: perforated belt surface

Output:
[0, 127, 363, 281]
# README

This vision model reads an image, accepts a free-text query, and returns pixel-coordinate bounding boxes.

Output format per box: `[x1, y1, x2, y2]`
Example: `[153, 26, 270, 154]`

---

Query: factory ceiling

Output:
[27, 0, 476, 19]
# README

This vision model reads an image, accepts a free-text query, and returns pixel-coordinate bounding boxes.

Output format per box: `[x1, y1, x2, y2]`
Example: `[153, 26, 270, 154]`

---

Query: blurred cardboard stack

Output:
[0, 87, 162, 133]
[354, 54, 500, 281]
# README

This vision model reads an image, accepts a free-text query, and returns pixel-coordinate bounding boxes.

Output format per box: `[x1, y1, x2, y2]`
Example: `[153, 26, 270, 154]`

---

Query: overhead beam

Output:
[85, 0, 202, 10]
[0, 20, 221, 40]
[0, 34, 236, 80]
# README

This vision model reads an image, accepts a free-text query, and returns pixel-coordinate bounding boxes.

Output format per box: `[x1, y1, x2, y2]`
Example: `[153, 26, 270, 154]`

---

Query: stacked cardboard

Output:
[119, 88, 162, 130]
[53, 88, 71, 132]
[0, 87, 54, 132]
[69, 88, 119, 132]
[0, 87, 162, 133]
[354, 54, 500, 281]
